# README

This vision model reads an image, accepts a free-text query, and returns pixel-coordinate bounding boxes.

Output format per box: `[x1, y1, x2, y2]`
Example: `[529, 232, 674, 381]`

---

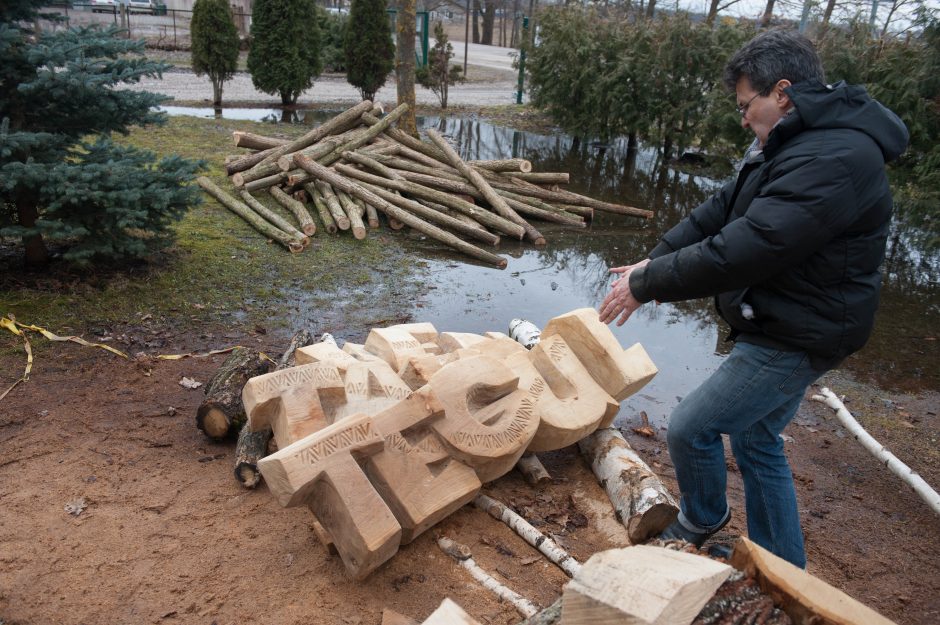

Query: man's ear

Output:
[776, 79, 793, 109]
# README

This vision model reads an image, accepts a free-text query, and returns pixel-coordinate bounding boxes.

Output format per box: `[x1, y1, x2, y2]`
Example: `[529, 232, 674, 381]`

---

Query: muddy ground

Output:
[0, 318, 938, 625]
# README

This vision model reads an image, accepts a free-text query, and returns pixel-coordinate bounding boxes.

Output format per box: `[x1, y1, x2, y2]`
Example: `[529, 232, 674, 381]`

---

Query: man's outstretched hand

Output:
[598, 259, 650, 326]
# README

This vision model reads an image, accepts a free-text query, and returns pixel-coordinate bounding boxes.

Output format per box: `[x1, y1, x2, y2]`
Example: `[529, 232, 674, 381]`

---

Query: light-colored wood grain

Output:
[422, 598, 483, 625]
[437, 331, 488, 352]
[295, 341, 359, 370]
[730, 537, 898, 625]
[365, 324, 439, 370]
[524, 335, 620, 451]
[241, 363, 346, 450]
[542, 308, 658, 407]
[398, 352, 460, 390]
[382, 608, 419, 625]
[561, 546, 732, 625]
[428, 355, 538, 482]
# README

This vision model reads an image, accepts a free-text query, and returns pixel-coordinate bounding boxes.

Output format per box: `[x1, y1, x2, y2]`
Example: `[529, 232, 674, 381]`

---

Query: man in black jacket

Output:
[598, 30, 908, 567]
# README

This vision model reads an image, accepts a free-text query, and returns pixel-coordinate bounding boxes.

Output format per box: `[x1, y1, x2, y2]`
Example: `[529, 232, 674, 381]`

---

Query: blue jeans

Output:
[666, 342, 823, 568]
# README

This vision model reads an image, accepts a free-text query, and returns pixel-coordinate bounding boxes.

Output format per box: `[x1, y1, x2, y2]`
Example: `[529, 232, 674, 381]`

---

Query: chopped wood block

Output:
[428, 355, 539, 483]
[458, 335, 528, 361]
[367, 431, 481, 543]
[258, 412, 401, 578]
[331, 360, 415, 422]
[421, 341, 443, 355]
[422, 599, 483, 625]
[342, 342, 385, 362]
[398, 352, 460, 390]
[393, 322, 439, 343]
[561, 546, 733, 625]
[542, 308, 658, 406]
[382, 608, 419, 625]
[365, 328, 430, 370]
[258, 389, 445, 579]
[311, 518, 338, 555]
[296, 342, 359, 370]
[730, 537, 898, 625]
[242, 363, 346, 450]
[437, 331, 488, 352]
[523, 335, 620, 452]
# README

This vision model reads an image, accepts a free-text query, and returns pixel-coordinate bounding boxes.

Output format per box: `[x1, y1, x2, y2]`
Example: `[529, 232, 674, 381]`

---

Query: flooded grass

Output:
[2, 111, 937, 399]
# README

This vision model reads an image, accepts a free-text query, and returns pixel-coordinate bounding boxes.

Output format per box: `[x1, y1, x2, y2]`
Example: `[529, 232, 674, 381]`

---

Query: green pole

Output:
[421, 11, 429, 67]
[516, 16, 528, 105]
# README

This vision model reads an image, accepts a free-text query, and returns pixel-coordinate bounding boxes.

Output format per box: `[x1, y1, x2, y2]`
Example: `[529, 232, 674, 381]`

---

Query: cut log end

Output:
[235, 462, 262, 488]
[352, 226, 367, 240]
[519, 161, 533, 173]
[196, 405, 232, 440]
[302, 224, 317, 237]
[231, 173, 245, 188]
[287, 240, 305, 254]
[628, 502, 679, 544]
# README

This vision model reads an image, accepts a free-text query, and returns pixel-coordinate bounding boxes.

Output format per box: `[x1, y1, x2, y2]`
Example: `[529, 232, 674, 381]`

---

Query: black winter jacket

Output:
[629, 81, 909, 370]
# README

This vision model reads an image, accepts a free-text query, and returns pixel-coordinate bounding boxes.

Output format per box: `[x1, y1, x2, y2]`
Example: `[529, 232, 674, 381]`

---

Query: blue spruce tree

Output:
[0, 0, 202, 266]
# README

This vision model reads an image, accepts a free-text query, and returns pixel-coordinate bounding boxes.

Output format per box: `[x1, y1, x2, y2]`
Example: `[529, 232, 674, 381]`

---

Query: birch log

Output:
[812, 387, 940, 517]
[197, 177, 304, 253]
[474, 494, 581, 577]
[437, 537, 540, 618]
[578, 427, 679, 543]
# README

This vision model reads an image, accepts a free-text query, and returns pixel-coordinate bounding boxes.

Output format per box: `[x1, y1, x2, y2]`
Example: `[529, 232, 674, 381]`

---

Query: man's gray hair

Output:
[723, 30, 826, 95]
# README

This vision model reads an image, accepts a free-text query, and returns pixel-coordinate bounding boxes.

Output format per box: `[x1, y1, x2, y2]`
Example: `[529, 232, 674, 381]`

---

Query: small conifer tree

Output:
[417, 21, 464, 109]
[344, 0, 395, 101]
[191, 0, 240, 106]
[247, 0, 323, 105]
[0, 1, 202, 267]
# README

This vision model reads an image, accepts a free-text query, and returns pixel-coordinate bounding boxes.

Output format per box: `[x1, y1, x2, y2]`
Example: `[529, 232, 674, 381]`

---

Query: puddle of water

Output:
[162, 106, 940, 407]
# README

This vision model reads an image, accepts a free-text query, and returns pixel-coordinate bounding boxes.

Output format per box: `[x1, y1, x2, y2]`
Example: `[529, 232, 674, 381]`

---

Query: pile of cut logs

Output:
[197, 100, 653, 268]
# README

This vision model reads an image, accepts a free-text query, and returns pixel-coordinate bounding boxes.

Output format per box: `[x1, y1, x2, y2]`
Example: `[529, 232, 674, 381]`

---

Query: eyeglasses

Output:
[736, 92, 761, 118]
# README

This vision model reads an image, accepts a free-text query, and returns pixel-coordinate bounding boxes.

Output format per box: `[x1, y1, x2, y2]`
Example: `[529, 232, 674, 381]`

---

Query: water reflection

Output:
[162, 106, 939, 397]
[415, 115, 940, 401]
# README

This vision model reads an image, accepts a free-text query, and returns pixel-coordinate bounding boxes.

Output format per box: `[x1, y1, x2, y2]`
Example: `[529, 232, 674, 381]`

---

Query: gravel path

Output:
[130, 68, 521, 107]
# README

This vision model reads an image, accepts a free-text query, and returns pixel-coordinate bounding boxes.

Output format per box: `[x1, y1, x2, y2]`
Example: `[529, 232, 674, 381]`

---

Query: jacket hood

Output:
[780, 80, 909, 163]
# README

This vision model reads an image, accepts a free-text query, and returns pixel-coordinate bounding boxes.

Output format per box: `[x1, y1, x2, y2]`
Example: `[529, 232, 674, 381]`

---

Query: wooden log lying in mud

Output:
[196, 347, 269, 440]
[578, 427, 679, 543]
[197, 177, 304, 253]
[233, 328, 316, 488]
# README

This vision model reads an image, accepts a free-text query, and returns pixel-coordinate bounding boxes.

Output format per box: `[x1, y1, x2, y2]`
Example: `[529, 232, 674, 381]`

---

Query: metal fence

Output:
[40, 4, 250, 49]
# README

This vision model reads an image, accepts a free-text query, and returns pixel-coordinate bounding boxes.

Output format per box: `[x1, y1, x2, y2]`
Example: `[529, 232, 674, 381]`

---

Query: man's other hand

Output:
[598, 259, 650, 326]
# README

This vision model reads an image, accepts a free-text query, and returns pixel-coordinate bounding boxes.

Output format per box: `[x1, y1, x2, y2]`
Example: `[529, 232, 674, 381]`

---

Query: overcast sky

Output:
[675, 0, 939, 30]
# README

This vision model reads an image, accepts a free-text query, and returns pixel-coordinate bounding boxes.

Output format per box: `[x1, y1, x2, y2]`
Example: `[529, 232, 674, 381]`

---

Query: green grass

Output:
[0, 116, 427, 342]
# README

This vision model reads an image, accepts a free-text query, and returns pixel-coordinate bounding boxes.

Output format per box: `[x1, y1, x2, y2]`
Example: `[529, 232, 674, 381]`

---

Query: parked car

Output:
[90, 0, 117, 13]
[127, 0, 157, 14]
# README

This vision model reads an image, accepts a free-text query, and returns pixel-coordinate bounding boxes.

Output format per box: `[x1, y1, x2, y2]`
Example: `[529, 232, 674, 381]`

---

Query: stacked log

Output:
[201, 100, 654, 268]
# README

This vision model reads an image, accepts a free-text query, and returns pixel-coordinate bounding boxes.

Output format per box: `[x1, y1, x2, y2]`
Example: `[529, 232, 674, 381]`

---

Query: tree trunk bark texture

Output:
[396, 0, 418, 137]
[196, 347, 269, 440]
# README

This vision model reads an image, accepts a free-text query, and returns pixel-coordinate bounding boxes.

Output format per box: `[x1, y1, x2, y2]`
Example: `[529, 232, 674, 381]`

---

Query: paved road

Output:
[449, 41, 519, 72]
[130, 69, 520, 107]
